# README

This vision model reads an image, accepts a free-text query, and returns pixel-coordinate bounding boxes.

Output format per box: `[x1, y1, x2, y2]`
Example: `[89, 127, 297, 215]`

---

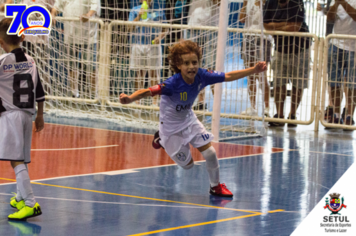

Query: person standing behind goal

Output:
[326, 0, 356, 128]
[186, 0, 220, 111]
[263, 0, 311, 127]
[120, 40, 267, 197]
[51, 0, 100, 98]
[239, 0, 272, 117]
[128, 0, 167, 106]
[0, 18, 45, 220]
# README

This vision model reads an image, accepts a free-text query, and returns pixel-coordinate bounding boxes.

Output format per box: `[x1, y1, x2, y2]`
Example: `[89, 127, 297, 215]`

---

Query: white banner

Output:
[291, 163, 356, 236]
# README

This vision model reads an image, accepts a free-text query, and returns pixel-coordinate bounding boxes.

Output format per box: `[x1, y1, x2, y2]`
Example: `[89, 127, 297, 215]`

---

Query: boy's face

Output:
[178, 53, 199, 83]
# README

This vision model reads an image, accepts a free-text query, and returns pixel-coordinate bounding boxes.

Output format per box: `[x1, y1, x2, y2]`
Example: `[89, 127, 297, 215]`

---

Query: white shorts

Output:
[130, 44, 162, 70]
[0, 110, 33, 163]
[160, 120, 214, 167]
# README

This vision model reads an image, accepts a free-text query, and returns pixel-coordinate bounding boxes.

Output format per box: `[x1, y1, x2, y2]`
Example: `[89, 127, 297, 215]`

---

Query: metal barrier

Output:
[36, 17, 356, 132]
[320, 34, 356, 130]
[102, 21, 319, 127]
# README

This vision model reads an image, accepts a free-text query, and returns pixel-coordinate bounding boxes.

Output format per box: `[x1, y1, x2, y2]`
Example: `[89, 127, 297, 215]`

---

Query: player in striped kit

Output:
[120, 40, 266, 197]
[0, 18, 45, 220]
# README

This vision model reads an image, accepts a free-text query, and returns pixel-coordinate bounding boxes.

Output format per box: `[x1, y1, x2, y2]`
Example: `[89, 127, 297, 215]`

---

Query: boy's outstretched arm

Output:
[120, 89, 151, 104]
[225, 62, 267, 82]
[35, 101, 44, 132]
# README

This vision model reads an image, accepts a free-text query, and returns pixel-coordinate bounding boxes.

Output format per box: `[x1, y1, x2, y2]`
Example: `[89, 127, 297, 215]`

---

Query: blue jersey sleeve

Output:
[201, 69, 225, 87]
[160, 77, 175, 96]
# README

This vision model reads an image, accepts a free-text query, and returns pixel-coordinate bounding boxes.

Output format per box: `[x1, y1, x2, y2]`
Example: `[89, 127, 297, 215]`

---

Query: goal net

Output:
[16, 0, 269, 140]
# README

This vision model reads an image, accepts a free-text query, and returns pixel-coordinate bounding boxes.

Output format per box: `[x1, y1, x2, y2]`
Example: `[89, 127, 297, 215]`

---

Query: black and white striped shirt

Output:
[0, 48, 45, 115]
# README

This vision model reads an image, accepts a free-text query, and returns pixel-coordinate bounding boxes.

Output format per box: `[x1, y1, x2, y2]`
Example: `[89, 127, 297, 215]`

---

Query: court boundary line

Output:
[0, 193, 292, 213]
[128, 211, 286, 236]
[40, 123, 354, 157]
[0, 149, 351, 187]
[2, 149, 351, 185]
[0, 177, 263, 214]
[42, 122, 284, 149]
[0, 151, 285, 185]
[31, 145, 119, 151]
[0, 193, 229, 210]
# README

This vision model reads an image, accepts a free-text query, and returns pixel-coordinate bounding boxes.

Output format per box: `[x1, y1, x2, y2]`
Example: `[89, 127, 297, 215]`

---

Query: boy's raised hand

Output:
[254, 61, 267, 74]
[120, 93, 132, 104]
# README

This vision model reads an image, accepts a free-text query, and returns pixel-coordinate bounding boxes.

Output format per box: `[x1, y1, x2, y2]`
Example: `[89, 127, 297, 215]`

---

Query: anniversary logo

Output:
[320, 193, 351, 233]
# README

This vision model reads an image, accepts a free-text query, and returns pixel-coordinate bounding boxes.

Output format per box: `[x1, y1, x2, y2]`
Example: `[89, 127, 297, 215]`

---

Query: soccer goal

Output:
[29, 0, 268, 141]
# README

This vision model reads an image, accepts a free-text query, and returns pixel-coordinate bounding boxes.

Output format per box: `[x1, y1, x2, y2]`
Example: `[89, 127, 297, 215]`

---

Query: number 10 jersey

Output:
[0, 48, 45, 115]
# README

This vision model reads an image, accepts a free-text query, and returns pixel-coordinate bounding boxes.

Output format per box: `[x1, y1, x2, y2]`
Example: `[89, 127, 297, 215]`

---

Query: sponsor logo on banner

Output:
[320, 192, 351, 233]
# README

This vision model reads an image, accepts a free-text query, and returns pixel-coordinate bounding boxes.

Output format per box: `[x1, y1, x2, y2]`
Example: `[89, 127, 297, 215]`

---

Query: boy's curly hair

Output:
[168, 40, 202, 73]
[0, 18, 22, 45]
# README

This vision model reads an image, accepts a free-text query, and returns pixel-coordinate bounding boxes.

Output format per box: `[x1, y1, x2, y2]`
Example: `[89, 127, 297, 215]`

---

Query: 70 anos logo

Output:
[5, 4, 51, 36]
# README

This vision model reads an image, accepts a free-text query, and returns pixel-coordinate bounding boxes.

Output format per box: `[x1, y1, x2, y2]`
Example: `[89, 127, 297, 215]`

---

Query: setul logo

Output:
[324, 193, 347, 215]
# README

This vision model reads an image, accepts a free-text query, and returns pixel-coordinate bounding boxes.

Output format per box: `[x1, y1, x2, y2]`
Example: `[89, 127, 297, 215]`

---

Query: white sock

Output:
[16, 185, 22, 202]
[14, 164, 36, 207]
[201, 146, 220, 187]
[16, 164, 30, 201]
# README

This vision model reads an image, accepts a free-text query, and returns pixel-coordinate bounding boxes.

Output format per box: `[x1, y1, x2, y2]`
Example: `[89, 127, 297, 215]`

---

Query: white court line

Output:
[0, 151, 282, 186]
[0, 193, 299, 213]
[0, 193, 211, 210]
[44, 123, 275, 148]
[44, 123, 355, 157]
[31, 145, 119, 151]
[0, 150, 349, 186]
[307, 150, 354, 157]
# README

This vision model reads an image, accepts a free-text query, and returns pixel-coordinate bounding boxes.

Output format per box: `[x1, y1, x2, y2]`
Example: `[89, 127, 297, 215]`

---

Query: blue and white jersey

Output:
[128, 5, 167, 45]
[159, 68, 225, 135]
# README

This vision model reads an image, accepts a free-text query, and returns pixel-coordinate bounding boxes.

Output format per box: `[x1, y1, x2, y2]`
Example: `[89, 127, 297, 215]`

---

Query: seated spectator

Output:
[128, 0, 167, 106]
[51, 0, 101, 98]
[326, 0, 356, 128]
[239, 0, 272, 117]
[264, 0, 311, 127]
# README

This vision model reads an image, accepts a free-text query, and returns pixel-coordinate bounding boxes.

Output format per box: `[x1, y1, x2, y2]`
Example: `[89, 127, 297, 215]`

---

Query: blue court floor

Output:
[0, 115, 354, 236]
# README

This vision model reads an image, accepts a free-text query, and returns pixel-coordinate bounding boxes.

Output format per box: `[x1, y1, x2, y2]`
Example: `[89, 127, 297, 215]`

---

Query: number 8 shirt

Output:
[0, 48, 45, 114]
[0, 48, 45, 163]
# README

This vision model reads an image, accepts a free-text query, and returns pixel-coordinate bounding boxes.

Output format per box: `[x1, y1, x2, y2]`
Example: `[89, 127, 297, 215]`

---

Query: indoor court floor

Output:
[0, 114, 354, 236]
